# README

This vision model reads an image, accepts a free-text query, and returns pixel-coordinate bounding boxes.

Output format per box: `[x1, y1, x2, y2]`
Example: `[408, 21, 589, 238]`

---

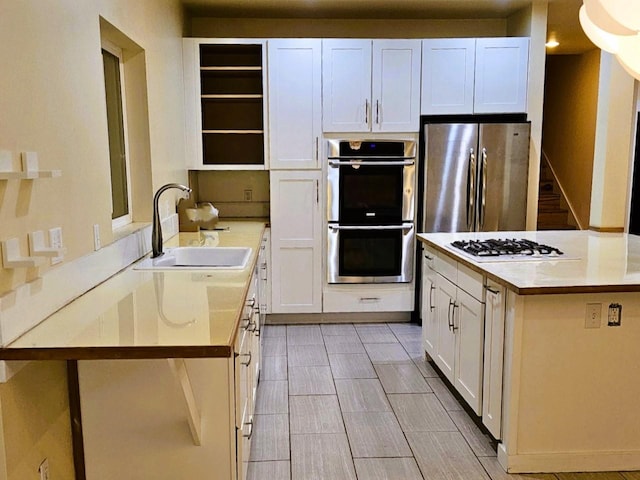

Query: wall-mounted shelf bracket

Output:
[28, 231, 66, 258]
[1, 238, 44, 269]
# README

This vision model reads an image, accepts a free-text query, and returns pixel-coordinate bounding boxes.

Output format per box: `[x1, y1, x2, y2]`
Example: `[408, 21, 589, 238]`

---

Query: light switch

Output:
[585, 303, 601, 328]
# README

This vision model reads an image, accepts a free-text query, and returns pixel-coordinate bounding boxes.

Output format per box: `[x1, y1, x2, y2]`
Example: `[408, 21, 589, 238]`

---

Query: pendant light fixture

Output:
[579, 0, 640, 80]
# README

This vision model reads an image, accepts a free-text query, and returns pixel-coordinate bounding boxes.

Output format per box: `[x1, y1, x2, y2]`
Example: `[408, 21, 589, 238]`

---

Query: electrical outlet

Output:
[608, 303, 622, 326]
[585, 303, 601, 328]
[38, 458, 50, 480]
[48, 227, 64, 265]
[93, 224, 101, 251]
[244, 189, 253, 202]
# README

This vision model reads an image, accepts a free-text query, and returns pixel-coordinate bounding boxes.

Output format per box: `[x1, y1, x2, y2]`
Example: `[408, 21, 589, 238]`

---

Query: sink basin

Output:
[134, 247, 252, 270]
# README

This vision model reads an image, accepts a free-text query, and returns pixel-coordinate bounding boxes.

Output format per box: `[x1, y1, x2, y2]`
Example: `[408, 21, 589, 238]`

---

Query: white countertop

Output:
[418, 230, 640, 294]
[0, 221, 266, 359]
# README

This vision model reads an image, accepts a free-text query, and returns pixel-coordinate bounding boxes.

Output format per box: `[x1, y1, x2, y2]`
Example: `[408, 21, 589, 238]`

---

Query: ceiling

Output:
[181, 0, 594, 54]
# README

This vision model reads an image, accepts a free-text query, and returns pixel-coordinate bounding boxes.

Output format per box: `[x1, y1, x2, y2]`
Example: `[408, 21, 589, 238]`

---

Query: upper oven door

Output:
[327, 140, 416, 224]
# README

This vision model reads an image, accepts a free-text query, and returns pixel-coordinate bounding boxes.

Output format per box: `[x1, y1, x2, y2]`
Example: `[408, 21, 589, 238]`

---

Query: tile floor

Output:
[248, 322, 638, 480]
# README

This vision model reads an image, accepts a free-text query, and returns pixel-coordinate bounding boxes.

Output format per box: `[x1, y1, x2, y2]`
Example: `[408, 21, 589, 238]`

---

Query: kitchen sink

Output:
[134, 247, 252, 270]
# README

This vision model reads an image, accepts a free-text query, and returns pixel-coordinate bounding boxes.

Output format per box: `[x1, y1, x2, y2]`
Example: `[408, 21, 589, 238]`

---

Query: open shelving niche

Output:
[196, 42, 268, 170]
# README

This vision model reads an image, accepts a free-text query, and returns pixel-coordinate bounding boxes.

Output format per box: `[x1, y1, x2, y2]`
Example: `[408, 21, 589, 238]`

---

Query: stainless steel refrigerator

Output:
[422, 122, 530, 233]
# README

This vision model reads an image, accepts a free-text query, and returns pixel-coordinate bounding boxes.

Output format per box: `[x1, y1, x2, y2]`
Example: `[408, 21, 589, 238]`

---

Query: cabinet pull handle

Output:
[243, 417, 254, 439]
[241, 316, 251, 331]
[485, 286, 500, 295]
[376, 100, 380, 124]
[240, 351, 252, 367]
[448, 300, 454, 330]
[451, 301, 459, 332]
[316, 179, 319, 204]
[365, 99, 369, 125]
[424, 253, 433, 261]
[246, 297, 256, 308]
[360, 297, 380, 302]
[429, 284, 436, 311]
[315, 136, 319, 162]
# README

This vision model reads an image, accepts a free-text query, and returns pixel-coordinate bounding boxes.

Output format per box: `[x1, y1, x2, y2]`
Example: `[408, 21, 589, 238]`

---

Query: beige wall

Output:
[543, 49, 601, 229]
[0, 0, 187, 296]
[0, 1, 186, 478]
[190, 17, 507, 38]
[0, 362, 74, 480]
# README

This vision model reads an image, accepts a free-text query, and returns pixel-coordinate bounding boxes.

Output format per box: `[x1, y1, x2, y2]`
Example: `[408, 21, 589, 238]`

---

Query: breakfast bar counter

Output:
[0, 221, 266, 361]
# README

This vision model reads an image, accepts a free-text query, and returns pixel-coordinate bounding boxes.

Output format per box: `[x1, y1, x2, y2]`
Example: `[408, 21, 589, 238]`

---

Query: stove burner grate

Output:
[450, 239, 564, 257]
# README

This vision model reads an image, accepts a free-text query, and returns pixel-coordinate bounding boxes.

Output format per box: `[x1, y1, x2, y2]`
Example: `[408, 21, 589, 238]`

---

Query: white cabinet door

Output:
[435, 275, 456, 383]
[454, 287, 484, 415]
[322, 39, 372, 132]
[421, 254, 439, 357]
[421, 38, 475, 115]
[258, 229, 271, 315]
[270, 170, 322, 313]
[268, 39, 322, 169]
[482, 280, 505, 438]
[474, 37, 529, 114]
[372, 40, 421, 132]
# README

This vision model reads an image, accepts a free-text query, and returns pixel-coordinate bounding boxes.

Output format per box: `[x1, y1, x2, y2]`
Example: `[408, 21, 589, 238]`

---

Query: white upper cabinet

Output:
[322, 39, 372, 132]
[421, 38, 475, 115]
[323, 39, 421, 132]
[183, 39, 268, 170]
[474, 37, 529, 114]
[268, 39, 322, 169]
[421, 37, 529, 115]
[372, 40, 422, 132]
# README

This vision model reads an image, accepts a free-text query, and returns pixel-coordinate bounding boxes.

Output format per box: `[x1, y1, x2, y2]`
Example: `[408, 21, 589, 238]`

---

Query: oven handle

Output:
[328, 160, 415, 167]
[328, 224, 414, 231]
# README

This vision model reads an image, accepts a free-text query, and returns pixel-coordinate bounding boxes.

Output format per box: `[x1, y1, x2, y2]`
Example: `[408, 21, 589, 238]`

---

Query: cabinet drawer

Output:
[323, 285, 414, 313]
[422, 245, 438, 271]
[457, 263, 483, 301]
[434, 252, 457, 283]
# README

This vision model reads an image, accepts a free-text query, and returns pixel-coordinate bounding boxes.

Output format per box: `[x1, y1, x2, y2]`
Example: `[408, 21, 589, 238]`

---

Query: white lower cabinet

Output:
[421, 248, 485, 415]
[270, 170, 322, 313]
[482, 279, 505, 439]
[421, 249, 439, 356]
[323, 284, 414, 313]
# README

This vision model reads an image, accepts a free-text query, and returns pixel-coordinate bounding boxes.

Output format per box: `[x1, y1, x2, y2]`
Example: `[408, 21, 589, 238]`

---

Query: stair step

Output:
[538, 204, 565, 213]
[537, 223, 577, 231]
[538, 211, 570, 224]
[538, 193, 561, 206]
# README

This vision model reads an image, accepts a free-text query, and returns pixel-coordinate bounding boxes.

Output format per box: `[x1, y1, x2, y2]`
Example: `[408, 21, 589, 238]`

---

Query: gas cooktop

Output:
[450, 238, 565, 261]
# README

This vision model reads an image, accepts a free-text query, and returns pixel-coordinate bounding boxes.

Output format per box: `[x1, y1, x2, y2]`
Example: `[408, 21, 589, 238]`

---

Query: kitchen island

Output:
[418, 230, 640, 474]
[0, 221, 267, 480]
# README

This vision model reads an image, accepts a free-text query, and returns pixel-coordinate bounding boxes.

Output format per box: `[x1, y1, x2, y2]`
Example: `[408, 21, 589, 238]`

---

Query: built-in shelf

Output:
[198, 43, 265, 167]
[201, 94, 263, 99]
[200, 66, 262, 71]
[203, 130, 264, 134]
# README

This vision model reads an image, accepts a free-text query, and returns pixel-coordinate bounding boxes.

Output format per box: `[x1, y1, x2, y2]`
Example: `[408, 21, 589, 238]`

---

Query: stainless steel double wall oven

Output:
[327, 139, 416, 283]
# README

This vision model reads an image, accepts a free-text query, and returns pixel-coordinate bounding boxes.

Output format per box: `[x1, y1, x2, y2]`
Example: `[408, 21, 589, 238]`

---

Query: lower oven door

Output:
[327, 223, 414, 284]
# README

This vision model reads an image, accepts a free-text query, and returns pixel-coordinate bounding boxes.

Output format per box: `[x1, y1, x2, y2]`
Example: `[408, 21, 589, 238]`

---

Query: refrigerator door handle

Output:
[467, 148, 476, 230]
[479, 148, 488, 229]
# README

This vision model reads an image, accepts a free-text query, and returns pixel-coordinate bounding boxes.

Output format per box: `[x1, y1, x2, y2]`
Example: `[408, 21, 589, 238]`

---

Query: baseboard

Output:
[499, 447, 640, 473]
[265, 312, 412, 325]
